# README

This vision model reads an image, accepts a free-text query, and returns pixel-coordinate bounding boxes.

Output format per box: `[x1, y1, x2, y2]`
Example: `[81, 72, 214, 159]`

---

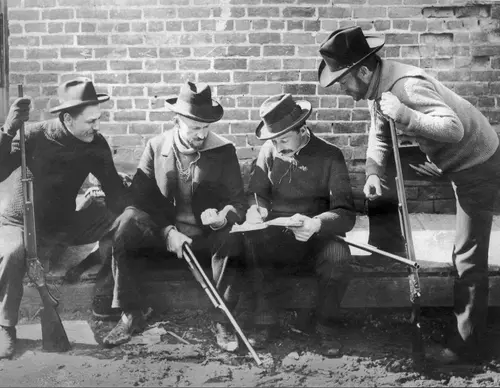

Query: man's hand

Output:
[200, 208, 227, 229]
[363, 175, 383, 201]
[76, 186, 105, 210]
[5, 97, 31, 136]
[287, 213, 321, 242]
[245, 204, 269, 224]
[409, 161, 443, 178]
[165, 228, 192, 259]
[379, 92, 402, 121]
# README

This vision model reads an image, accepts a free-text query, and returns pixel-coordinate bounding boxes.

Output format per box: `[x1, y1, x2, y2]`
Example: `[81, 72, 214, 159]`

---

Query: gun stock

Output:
[18, 84, 70, 352]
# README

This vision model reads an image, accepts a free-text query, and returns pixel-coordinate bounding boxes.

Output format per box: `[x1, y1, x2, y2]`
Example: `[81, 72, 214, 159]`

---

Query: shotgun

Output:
[18, 84, 71, 352]
[388, 117, 424, 366]
[182, 243, 262, 366]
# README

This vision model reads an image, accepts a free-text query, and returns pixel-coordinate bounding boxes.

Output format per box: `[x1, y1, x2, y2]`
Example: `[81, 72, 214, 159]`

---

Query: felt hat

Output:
[50, 77, 110, 113]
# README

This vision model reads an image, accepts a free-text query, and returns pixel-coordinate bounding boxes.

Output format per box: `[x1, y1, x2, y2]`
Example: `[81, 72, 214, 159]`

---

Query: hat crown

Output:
[177, 81, 213, 109]
[319, 26, 372, 68]
[258, 94, 306, 136]
[57, 77, 99, 105]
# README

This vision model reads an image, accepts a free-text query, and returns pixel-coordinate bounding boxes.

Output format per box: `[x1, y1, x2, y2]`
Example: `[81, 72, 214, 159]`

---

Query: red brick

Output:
[11, 61, 41, 72]
[270, 20, 285, 30]
[10, 36, 40, 46]
[165, 21, 182, 31]
[143, 8, 176, 19]
[250, 83, 282, 95]
[178, 8, 210, 18]
[130, 123, 161, 135]
[24, 22, 47, 33]
[111, 35, 144, 45]
[403, 0, 434, 4]
[234, 72, 266, 82]
[199, 72, 231, 83]
[385, 33, 418, 45]
[422, 6, 454, 18]
[249, 58, 281, 71]
[110, 9, 142, 19]
[283, 59, 317, 69]
[160, 47, 190, 58]
[195, 46, 227, 57]
[25, 0, 55, 5]
[471, 45, 500, 56]
[317, 6, 350, 18]
[42, 8, 74, 19]
[183, 21, 199, 32]
[249, 33, 281, 44]
[228, 46, 261, 57]
[353, 6, 386, 18]
[9, 9, 40, 20]
[149, 112, 176, 122]
[247, 7, 279, 17]
[25, 73, 58, 84]
[147, 21, 165, 32]
[178, 59, 211, 70]
[237, 97, 253, 108]
[214, 58, 247, 70]
[388, 6, 421, 18]
[305, 20, 321, 31]
[283, 83, 316, 95]
[162, 72, 196, 84]
[455, 5, 490, 18]
[116, 100, 133, 110]
[42, 61, 73, 72]
[81, 22, 97, 33]
[352, 109, 371, 121]
[266, 71, 300, 82]
[316, 109, 350, 121]
[128, 73, 161, 84]
[214, 33, 247, 45]
[411, 20, 427, 32]
[263, 45, 295, 56]
[300, 71, 318, 82]
[287, 20, 303, 31]
[283, 7, 316, 17]
[231, 8, 246, 18]
[283, 33, 315, 45]
[95, 47, 127, 59]
[251, 19, 268, 30]
[130, 48, 158, 58]
[332, 121, 368, 134]
[114, 111, 147, 121]
[26, 48, 58, 59]
[338, 97, 355, 109]
[216, 84, 250, 96]
[94, 73, 127, 84]
[113, 86, 145, 97]
[77, 35, 108, 45]
[392, 20, 410, 30]
[110, 60, 143, 71]
[230, 122, 258, 134]
[180, 33, 212, 45]
[223, 109, 249, 121]
[41, 35, 74, 45]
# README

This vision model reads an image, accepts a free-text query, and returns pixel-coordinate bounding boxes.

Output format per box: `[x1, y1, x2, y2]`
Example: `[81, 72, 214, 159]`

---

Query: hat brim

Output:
[255, 100, 312, 141]
[318, 37, 385, 88]
[165, 97, 224, 123]
[49, 94, 110, 113]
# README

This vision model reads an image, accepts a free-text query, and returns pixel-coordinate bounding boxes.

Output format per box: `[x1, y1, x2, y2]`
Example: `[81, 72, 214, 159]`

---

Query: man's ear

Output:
[357, 65, 371, 82]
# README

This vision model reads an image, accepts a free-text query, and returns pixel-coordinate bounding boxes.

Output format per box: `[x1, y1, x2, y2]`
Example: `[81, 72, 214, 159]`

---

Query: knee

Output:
[1, 241, 26, 272]
[317, 239, 352, 268]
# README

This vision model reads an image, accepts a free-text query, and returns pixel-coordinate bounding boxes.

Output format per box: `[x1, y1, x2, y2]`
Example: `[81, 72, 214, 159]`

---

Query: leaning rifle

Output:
[18, 84, 71, 352]
[181, 243, 262, 366]
[388, 117, 424, 366]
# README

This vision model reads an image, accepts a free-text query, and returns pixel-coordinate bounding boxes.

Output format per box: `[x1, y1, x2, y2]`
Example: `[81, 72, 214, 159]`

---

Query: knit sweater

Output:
[365, 59, 499, 177]
[0, 118, 131, 234]
[248, 131, 356, 238]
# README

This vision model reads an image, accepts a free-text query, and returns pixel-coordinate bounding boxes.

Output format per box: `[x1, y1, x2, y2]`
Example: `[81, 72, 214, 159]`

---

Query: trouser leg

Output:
[0, 225, 26, 327]
[314, 238, 353, 324]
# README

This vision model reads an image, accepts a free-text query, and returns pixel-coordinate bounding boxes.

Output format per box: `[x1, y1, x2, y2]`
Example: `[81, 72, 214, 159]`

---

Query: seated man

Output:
[102, 82, 247, 352]
[244, 94, 356, 357]
[0, 78, 131, 359]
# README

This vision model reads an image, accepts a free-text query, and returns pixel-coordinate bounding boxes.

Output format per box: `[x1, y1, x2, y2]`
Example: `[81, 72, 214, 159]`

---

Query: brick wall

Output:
[6, 0, 500, 212]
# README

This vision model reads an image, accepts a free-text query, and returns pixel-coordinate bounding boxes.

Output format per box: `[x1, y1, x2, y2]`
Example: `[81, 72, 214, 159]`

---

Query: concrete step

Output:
[20, 214, 500, 319]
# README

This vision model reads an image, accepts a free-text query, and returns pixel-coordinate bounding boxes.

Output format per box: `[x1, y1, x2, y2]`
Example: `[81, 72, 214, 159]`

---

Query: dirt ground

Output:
[3, 308, 500, 387]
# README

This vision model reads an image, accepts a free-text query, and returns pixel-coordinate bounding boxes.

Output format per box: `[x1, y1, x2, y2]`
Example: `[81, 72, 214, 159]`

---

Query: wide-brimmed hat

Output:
[256, 94, 312, 140]
[165, 82, 223, 123]
[50, 77, 110, 113]
[318, 26, 385, 88]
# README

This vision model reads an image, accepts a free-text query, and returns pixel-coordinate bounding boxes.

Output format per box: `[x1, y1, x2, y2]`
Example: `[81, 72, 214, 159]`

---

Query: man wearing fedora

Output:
[319, 26, 500, 364]
[0, 77, 132, 359]
[244, 93, 356, 356]
[101, 81, 248, 352]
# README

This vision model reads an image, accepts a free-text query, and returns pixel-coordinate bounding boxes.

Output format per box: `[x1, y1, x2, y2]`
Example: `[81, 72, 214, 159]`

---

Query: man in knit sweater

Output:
[0, 78, 131, 359]
[102, 82, 248, 352]
[319, 26, 500, 364]
[244, 93, 356, 357]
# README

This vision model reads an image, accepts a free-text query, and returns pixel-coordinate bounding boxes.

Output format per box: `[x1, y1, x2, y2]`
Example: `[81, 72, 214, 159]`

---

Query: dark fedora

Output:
[256, 94, 312, 140]
[50, 77, 110, 113]
[165, 81, 223, 123]
[318, 26, 385, 88]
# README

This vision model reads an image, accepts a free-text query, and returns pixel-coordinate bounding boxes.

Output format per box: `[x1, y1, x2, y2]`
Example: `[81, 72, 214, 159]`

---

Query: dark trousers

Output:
[108, 207, 244, 322]
[0, 202, 115, 326]
[244, 226, 353, 326]
[370, 145, 500, 356]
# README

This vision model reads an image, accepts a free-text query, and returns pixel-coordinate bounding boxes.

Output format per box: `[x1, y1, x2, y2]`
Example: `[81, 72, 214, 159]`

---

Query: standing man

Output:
[244, 93, 356, 357]
[318, 26, 500, 364]
[102, 82, 247, 352]
[0, 77, 131, 359]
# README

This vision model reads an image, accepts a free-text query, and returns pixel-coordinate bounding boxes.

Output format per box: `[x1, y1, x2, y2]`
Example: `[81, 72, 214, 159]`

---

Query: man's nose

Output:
[92, 121, 100, 131]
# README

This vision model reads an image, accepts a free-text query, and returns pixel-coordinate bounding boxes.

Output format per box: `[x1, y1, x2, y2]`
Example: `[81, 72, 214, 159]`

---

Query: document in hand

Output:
[230, 217, 303, 233]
